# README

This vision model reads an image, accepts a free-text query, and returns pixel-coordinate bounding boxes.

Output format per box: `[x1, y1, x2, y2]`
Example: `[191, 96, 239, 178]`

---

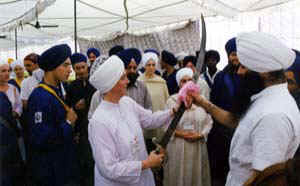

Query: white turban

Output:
[237, 32, 296, 73]
[32, 69, 44, 82]
[10, 59, 24, 70]
[176, 67, 194, 85]
[89, 55, 125, 94]
[142, 52, 159, 67]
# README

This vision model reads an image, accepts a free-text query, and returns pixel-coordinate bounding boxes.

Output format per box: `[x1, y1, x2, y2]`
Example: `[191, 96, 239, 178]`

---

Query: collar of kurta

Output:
[251, 83, 288, 102]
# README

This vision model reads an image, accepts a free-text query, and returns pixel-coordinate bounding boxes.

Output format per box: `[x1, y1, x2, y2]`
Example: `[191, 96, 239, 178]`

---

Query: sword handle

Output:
[152, 137, 161, 154]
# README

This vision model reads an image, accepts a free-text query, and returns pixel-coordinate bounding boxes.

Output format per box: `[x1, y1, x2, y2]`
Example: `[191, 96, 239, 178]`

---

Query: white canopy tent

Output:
[0, 0, 299, 67]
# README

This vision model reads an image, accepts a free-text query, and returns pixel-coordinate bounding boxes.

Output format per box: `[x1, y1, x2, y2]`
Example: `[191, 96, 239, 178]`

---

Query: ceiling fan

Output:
[27, 10, 58, 29]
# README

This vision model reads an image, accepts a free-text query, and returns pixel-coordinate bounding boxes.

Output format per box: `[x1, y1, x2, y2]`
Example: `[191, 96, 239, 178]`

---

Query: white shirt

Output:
[200, 69, 220, 86]
[196, 77, 210, 100]
[20, 76, 39, 101]
[6, 84, 22, 115]
[226, 83, 300, 186]
[88, 96, 172, 186]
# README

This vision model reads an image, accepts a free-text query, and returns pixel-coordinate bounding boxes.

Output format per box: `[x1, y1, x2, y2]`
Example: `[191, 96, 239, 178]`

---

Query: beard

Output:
[127, 72, 139, 88]
[224, 63, 240, 75]
[232, 71, 265, 119]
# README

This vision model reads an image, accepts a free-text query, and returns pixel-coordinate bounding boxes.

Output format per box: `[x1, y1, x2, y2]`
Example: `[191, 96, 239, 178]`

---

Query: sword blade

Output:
[195, 14, 207, 79]
[155, 104, 186, 152]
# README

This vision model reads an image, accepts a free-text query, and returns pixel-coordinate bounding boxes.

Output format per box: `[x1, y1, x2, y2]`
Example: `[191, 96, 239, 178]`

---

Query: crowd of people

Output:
[1, 31, 300, 186]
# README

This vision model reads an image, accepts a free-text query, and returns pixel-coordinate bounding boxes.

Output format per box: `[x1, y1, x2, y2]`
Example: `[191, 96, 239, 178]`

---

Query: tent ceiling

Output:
[0, 0, 294, 50]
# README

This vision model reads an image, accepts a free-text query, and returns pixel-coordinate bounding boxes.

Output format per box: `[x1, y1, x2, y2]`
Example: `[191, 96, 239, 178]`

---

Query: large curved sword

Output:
[154, 15, 207, 154]
[195, 14, 207, 80]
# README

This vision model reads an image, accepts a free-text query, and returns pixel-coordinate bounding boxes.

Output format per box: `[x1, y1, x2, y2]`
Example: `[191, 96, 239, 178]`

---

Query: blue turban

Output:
[0, 92, 13, 122]
[116, 48, 142, 68]
[39, 44, 72, 72]
[87, 48, 100, 58]
[144, 49, 160, 57]
[205, 50, 220, 63]
[183, 55, 197, 67]
[225, 37, 237, 56]
[109, 45, 124, 56]
[161, 50, 177, 66]
[287, 49, 300, 85]
[70, 53, 87, 65]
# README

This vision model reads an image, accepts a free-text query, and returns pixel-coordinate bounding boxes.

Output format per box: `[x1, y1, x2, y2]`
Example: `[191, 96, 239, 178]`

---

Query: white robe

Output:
[89, 96, 172, 186]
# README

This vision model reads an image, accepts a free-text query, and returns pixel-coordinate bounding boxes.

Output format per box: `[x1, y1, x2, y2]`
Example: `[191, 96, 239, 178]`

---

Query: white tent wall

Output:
[78, 20, 200, 56]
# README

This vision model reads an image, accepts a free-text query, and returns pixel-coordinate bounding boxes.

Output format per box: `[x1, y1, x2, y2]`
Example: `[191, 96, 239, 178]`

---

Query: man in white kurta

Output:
[88, 55, 174, 186]
[225, 32, 300, 185]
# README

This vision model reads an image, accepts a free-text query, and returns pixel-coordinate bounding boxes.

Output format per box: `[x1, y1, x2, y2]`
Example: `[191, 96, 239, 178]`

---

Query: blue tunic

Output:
[162, 70, 179, 95]
[207, 66, 241, 183]
[27, 82, 79, 186]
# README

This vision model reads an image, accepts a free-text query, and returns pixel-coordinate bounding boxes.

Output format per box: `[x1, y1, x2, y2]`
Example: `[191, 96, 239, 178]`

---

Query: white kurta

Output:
[196, 78, 210, 100]
[88, 96, 172, 186]
[20, 76, 39, 101]
[226, 83, 300, 186]
[164, 94, 212, 186]
[6, 84, 22, 115]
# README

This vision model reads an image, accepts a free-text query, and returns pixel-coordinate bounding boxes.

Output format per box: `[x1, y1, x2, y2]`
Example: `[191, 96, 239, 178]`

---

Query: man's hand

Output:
[142, 151, 165, 170]
[184, 132, 204, 143]
[75, 99, 86, 110]
[66, 108, 78, 126]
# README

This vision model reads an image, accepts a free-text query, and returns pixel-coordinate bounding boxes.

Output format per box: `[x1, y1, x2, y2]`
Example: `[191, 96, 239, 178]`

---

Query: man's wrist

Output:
[142, 160, 150, 170]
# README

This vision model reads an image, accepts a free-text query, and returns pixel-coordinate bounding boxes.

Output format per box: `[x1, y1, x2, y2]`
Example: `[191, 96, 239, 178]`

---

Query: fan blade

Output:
[40, 25, 59, 28]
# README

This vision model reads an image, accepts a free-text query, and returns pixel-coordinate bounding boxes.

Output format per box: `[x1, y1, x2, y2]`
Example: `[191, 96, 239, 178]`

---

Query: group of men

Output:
[1, 30, 300, 186]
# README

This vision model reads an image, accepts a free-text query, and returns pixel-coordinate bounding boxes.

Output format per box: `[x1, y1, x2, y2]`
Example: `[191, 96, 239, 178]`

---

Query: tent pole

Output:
[15, 28, 18, 60]
[74, 0, 78, 53]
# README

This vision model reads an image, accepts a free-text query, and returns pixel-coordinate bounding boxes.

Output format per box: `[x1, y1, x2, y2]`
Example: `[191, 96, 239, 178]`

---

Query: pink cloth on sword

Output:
[177, 81, 200, 106]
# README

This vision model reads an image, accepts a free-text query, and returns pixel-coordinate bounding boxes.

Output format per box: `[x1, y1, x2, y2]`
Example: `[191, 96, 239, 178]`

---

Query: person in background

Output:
[0, 61, 22, 118]
[183, 55, 210, 100]
[161, 50, 179, 95]
[66, 52, 96, 186]
[27, 44, 79, 186]
[117, 48, 152, 110]
[207, 37, 241, 186]
[175, 52, 188, 69]
[87, 47, 100, 69]
[109, 45, 124, 57]
[164, 67, 212, 186]
[138, 49, 161, 76]
[201, 50, 221, 89]
[138, 52, 169, 113]
[88, 54, 177, 186]
[284, 49, 300, 158]
[9, 60, 25, 92]
[138, 51, 169, 186]
[23, 53, 39, 76]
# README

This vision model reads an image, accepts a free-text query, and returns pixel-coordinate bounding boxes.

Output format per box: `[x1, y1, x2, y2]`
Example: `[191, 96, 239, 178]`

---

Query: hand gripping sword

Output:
[153, 15, 207, 154]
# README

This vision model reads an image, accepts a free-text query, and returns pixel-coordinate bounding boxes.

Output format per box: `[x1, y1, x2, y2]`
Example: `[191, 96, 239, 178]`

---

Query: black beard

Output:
[232, 71, 265, 118]
[223, 63, 239, 75]
[127, 72, 138, 88]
